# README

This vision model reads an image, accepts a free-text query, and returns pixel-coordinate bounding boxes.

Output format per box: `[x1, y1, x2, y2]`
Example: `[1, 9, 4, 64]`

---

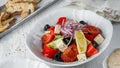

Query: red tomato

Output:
[48, 26, 55, 31]
[82, 25, 100, 41]
[42, 45, 59, 58]
[57, 17, 67, 25]
[61, 43, 78, 62]
[41, 33, 54, 44]
[86, 43, 98, 57]
[48, 26, 57, 36]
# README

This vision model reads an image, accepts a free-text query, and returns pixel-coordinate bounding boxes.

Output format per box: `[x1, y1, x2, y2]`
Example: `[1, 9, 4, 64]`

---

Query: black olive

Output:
[44, 24, 50, 31]
[92, 41, 99, 48]
[54, 52, 62, 61]
[63, 37, 71, 45]
[79, 21, 87, 25]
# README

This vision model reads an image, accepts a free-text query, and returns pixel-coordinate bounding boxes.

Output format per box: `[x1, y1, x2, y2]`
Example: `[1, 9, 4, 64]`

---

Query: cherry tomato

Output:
[42, 45, 59, 58]
[41, 33, 54, 44]
[61, 43, 78, 62]
[82, 25, 100, 41]
[86, 43, 98, 57]
[57, 17, 67, 25]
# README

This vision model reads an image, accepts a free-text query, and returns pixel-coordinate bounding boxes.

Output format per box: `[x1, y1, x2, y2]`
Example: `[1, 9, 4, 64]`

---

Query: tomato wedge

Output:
[48, 26, 55, 31]
[42, 45, 59, 58]
[57, 17, 67, 25]
[86, 43, 98, 57]
[61, 43, 78, 62]
[48, 26, 57, 36]
[82, 25, 100, 41]
[41, 33, 54, 44]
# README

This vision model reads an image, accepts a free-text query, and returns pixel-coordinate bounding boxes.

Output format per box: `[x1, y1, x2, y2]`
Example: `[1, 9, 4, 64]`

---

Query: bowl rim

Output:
[102, 48, 120, 68]
[26, 7, 113, 67]
[103, 55, 108, 68]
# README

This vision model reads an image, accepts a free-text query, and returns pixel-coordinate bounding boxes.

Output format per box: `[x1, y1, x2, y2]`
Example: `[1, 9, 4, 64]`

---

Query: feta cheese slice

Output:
[56, 40, 67, 52]
[77, 53, 87, 62]
[94, 34, 104, 45]
[54, 24, 61, 34]
[48, 38, 67, 52]
[86, 39, 91, 45]
[44, 31, 50, 34]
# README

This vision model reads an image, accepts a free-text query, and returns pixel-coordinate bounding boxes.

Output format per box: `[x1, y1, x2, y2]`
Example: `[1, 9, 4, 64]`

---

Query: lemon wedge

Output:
[75, 30, 87, 54]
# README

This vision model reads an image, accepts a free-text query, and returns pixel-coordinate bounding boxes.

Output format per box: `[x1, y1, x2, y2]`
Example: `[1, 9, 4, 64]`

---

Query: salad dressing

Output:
[107, 48, 120, 68]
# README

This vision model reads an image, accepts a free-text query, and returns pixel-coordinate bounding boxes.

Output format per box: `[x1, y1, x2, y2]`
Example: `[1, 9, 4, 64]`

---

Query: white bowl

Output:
[26, 7, 113, 67]
[103, 54, 109, 68]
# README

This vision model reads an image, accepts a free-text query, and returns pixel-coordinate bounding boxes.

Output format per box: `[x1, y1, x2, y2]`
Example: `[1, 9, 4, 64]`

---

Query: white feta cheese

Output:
[48, 38, 67, 51]
[77, 53, 87, 62]
[86, 39, 91, 45]
[94, 34, 104, 45]
[54, 24, 61, 34]
[56, 40, 67, 52]
[44, 31, 50, 34]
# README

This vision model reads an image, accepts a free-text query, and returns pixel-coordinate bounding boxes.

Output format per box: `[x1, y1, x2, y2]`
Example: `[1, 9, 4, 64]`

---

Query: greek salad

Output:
[41, 17, 105, 62]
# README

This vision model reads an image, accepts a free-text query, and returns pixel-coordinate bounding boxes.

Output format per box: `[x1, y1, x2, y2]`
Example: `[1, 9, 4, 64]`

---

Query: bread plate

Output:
[0, 0, 59, 38]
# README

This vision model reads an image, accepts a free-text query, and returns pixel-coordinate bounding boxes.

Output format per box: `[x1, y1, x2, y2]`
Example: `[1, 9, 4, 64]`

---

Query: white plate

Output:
[26, 7, 113, 67]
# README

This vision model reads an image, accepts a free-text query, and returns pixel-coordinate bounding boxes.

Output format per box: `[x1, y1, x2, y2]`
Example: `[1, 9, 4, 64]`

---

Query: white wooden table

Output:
[0, 0, 120, 68]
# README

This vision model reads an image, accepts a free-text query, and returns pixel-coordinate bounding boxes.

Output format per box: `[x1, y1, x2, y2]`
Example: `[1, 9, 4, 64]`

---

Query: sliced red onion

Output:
[66, 36, 73, 46]
[60, 20, 86, 38]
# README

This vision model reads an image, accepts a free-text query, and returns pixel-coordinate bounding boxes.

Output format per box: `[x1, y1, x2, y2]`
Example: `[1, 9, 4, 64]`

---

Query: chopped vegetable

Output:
[57, 17, 67, 25]
[54, 35, 63, 40]
[42, 45, 59, 59]
[82, 25, 100, 41]
[49, 26, 55, 31]
[86, 43, 98, 57]
[48, 38, 63, 49]
[60, 20, 85, 38]
[48, 38, 67, 52]
[61, 43, 78, 62]
[41, 33, 54, 44]
[48, 26, 56, 36]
